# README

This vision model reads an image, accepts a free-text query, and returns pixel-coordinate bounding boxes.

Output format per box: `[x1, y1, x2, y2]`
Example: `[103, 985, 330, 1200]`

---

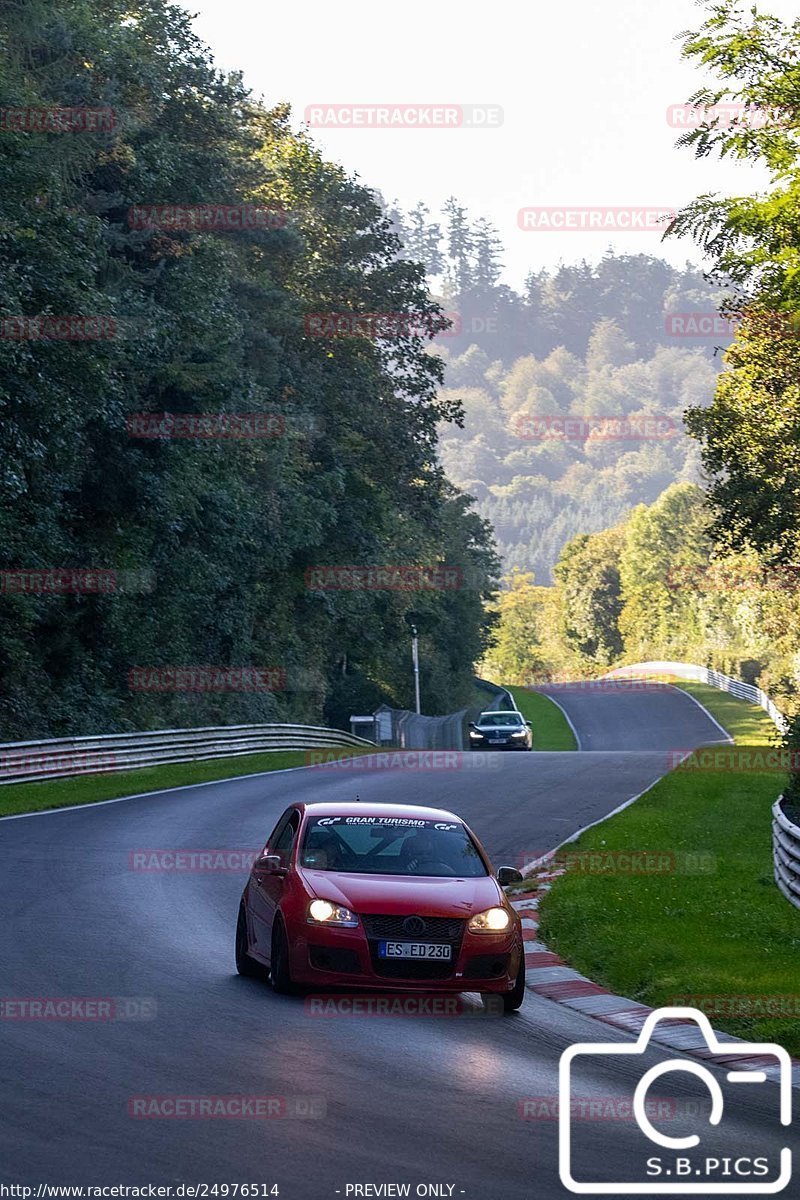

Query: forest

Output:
[0, 0, 499, 738]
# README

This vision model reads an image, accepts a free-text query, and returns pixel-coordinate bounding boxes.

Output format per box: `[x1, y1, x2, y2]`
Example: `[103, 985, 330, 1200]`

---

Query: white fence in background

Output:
[0, 724, 375, 786]
[773, 798, 800, 911]
[603, 660, 788, 734]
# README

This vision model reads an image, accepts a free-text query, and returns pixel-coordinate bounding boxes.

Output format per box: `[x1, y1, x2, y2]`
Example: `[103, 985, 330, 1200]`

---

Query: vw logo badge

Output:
[403, 916, 426, 936]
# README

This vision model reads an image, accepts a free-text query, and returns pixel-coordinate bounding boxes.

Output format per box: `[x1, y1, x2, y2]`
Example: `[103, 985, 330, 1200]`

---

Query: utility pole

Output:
[410, 624, 421, 715]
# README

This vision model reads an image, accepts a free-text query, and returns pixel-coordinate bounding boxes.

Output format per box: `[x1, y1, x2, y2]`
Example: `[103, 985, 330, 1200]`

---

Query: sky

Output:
[184, 0, 796, 288]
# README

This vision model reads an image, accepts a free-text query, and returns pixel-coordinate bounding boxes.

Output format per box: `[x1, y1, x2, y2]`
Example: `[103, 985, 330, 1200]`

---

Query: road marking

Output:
[534, 690, 583, 750]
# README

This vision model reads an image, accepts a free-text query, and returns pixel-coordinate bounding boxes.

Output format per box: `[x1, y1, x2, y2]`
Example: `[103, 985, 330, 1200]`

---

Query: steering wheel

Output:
[407, 858, 457, 876]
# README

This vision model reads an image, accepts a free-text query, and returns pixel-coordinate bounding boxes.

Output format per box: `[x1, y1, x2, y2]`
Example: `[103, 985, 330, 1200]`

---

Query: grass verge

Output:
[538, 687, 800, 1054]
[676, 681, 779, 746]
[0, 747, 376, 819]
[506, 685, 577, 751]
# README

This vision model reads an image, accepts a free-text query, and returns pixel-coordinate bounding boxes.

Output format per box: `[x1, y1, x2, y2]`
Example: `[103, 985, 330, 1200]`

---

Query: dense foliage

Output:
[481, 482, 800, 716]
[0, 0, 498, 738]
[667, 1, 800, 568]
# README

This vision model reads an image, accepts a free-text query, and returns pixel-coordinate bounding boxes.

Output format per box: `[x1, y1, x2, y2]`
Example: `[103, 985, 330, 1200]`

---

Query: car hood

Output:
[298, 869, 504, 917]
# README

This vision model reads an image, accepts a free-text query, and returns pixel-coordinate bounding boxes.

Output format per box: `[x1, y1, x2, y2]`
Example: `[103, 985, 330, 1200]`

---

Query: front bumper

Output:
[469, 738, 529, 750]
[289, 921, 522, 993]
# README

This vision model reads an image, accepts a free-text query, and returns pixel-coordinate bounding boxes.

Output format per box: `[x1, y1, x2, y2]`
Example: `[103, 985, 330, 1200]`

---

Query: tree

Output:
[618, 484, 712, 660]
[585, 319, 637, 374]
[668, 3, 800, 563]
[479, 570, 553, 685]
[554, 527, 625, 666]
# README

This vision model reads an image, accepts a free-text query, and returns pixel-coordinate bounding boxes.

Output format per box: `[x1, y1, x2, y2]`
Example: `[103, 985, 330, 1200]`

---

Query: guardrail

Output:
[773, 797, 800, 911]
[373, 680, 517, 751]
[0, 724, 376, 786]
[474, 678, 516, 711]
[373, 705, 468, 751]
[603, 660, 788, 734]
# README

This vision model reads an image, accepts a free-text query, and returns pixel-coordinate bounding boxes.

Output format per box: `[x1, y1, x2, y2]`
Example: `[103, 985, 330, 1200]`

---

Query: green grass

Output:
[538, 686, 799, 1053]
[505, 685, 578, 751]
[677, 681, 779, 746]
[0, 747, 376, 818]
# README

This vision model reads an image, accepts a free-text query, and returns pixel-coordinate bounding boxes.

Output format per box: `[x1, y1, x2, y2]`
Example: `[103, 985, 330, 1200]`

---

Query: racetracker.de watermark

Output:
[665, 310, 800, 339]
[127, 1095, 325, 1119]
[304, 312, 458, 338]
[515, 849, 717, 876]
[304, 565, 463, 591]
[304, 994, 505, 1018]
[526, 676, 678, 692]
[127, 204, 286, 231]
[0, 997, 156, 1020]
[0, 106, 115, 132]
[0, 752, 118, 777]
[0, 569, 153, 595]
[304, 750, 502, 771]
[126, 413, 285, 439]
[0, 316, 116, 340]
[127, 666, 286, 692]
[667, 748, 800, 772]
[304, 104, 503, 129]
[129, 850, 259, 873]
[666, 103, 787, 129]
[517, 207, 676, 232]
[511, 414, 677, 441]
[665, 562, 800, 592]
[519, 1096, 683, 1121]
[669, 994, 800, 1018]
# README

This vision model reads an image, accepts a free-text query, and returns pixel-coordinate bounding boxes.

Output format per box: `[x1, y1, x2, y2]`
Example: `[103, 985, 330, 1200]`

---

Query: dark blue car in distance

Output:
[468, 710, 533, 751]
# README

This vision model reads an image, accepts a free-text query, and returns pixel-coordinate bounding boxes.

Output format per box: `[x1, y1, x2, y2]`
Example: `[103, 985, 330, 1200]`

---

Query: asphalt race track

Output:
[0, 684, 790, 1199]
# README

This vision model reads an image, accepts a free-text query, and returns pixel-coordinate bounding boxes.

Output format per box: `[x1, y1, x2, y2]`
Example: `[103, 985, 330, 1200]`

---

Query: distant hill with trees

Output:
[386, 202, 728, 581]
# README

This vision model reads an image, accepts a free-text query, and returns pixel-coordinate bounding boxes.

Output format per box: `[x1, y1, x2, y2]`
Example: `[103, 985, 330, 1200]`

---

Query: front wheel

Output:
[502, 953, 526, 1013]
[236, 900, 266, 979]
[270, 916, 296, 994]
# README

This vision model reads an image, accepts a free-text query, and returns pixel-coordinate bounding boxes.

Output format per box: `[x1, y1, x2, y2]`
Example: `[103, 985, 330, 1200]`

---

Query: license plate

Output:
[488, 737, 506, 744]
[378, 941, 452, 960]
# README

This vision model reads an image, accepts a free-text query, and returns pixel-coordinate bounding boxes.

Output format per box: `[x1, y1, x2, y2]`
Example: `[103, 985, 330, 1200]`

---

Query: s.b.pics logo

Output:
[559, 1008, 792, 1194]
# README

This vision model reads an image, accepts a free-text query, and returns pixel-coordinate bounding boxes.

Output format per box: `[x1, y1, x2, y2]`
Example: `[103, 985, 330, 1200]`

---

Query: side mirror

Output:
[497, 865, 524, 886]
[525, 721, 533, 729]
[254, 854, 282, 872]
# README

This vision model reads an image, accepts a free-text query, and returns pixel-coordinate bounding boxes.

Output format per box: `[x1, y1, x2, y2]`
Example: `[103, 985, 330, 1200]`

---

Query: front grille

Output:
[361, 914, 465, 941]
[361, 913, 465, 981]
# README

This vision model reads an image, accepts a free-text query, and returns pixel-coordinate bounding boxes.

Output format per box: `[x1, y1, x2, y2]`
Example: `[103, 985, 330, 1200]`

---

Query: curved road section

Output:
[0, 684, 785, 1199]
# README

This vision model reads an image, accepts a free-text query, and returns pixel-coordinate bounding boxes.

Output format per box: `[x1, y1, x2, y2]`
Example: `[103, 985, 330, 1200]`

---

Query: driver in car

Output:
[401, 829, 453, 874]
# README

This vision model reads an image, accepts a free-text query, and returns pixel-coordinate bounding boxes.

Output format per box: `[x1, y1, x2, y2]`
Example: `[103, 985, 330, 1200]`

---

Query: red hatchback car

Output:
[236, 801, 527, 1011]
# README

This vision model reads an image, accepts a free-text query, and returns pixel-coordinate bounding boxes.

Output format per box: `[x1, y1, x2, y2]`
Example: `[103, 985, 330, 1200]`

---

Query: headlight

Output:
[307, 899, 358, 927]
[511, 730, 527, 738]
[468, 906, 511, 933]
[469, 730, 484, 739]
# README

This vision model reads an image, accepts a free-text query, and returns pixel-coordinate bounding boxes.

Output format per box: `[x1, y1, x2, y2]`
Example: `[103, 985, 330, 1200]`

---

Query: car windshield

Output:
[299, 816, 488, 877]
[477, 713, 523, 727]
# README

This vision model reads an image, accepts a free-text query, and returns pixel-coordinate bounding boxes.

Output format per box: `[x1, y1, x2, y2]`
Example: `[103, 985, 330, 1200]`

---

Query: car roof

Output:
[298, 800, 463, 823]
[479, 709, 523, 717]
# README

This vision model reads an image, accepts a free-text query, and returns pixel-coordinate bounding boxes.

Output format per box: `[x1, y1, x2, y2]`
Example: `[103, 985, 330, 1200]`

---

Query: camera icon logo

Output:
[559, 1007, 792, 1194]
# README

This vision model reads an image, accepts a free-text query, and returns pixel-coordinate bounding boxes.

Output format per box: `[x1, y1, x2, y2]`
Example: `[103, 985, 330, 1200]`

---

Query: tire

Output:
[502, 953, 526, 1013]
[236, 900, 266, 979]
[270, 915, 296, 995]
